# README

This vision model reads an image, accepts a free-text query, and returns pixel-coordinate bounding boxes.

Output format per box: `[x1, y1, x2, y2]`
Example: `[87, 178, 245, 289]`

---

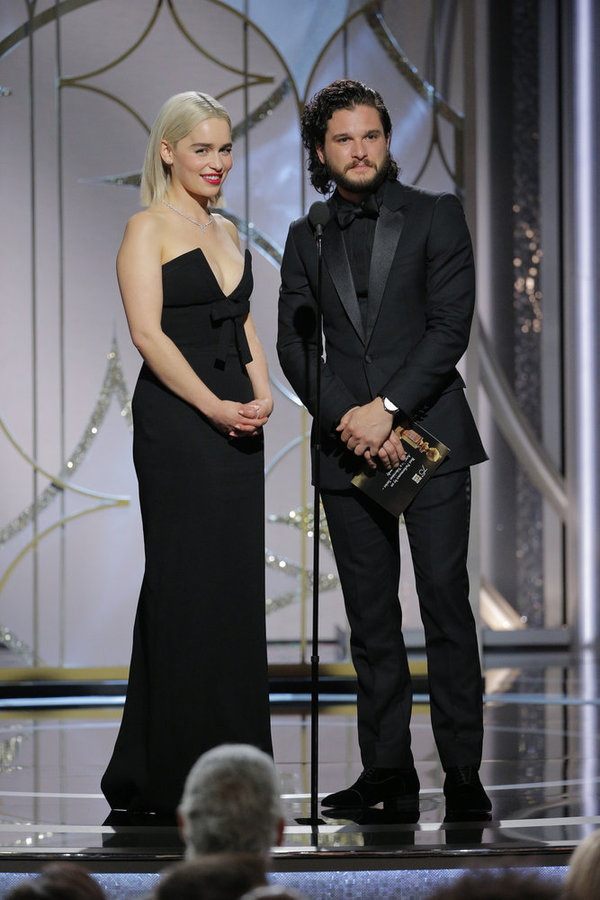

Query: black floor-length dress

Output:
[101, 248, 272, 814]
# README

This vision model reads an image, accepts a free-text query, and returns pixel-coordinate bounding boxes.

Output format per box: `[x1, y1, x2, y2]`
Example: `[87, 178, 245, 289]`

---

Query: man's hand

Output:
[337, 398, 405, 469]
[375, 429, 405, 470]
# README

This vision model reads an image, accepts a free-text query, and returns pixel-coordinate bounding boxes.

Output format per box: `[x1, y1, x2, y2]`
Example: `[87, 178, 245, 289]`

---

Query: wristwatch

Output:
[381, 396, 399, 414]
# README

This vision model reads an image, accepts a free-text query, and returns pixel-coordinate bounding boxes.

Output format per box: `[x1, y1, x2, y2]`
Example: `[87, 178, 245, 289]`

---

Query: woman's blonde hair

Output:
[140, 91, 231, 207]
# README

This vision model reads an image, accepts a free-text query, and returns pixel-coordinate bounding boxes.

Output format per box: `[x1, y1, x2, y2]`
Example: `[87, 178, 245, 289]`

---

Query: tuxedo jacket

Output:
[277, 180, 487, 491]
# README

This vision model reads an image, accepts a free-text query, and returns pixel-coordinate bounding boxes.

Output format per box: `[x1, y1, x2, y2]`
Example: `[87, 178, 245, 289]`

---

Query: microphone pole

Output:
[307, 201, 330, 825]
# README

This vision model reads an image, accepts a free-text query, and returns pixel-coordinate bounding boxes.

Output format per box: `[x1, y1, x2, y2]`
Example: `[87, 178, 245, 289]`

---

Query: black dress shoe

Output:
[321, 767, 420, 811]
[444, 766, 492, 822]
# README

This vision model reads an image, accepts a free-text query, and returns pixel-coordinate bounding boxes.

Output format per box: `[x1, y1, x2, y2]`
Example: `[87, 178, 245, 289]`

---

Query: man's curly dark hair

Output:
[301, 79, 399, 195]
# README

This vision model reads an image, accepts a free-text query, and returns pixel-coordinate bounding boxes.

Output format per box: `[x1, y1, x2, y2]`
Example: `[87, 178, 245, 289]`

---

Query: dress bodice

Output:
[160, 248, 253, 366]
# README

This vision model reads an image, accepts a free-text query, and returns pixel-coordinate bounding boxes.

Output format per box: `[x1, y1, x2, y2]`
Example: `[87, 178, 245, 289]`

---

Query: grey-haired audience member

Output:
[425, 869, 561, 899]
[155, 854, 267, 900]
[5, 863, 105, 900]
[563, 828, 600, 899]
[178, 744, 285, 860]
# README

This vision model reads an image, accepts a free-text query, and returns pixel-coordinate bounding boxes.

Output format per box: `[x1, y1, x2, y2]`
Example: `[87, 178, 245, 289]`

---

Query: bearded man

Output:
[277, 79, 491, 821]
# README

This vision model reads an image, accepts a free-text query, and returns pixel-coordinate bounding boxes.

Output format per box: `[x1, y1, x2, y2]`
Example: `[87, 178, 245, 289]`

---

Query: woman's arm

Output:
[244, 313, 273, 421]
[118, 212, 265, 437]
[218, 216, 272, 427]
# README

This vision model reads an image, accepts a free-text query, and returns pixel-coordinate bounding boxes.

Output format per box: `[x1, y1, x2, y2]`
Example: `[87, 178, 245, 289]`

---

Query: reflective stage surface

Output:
[0, 650, 597, 897]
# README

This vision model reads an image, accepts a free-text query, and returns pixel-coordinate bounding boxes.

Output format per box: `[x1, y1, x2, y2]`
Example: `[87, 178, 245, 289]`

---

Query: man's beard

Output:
[328, 153, 392, 195]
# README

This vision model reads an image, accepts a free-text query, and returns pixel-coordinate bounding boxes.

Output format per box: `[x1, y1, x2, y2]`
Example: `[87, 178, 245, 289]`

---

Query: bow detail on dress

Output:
[210, 296, 252, 368]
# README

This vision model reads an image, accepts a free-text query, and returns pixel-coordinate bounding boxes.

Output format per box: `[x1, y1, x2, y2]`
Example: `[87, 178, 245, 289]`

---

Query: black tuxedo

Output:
[277, 180, 486, 771]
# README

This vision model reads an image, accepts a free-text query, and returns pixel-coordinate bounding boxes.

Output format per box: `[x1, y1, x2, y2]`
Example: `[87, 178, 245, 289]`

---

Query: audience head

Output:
[155, 854, 267, 900]
[564, 828, 600, 899]
[5, 863, 105, 900]
[178, 744, 284, 859]
[240, 888, 307, 900]
[426, 869, 561, 899]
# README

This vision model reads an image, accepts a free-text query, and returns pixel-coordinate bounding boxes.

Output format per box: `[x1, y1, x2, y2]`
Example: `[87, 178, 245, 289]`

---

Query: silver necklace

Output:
[162, 199, 213, 232]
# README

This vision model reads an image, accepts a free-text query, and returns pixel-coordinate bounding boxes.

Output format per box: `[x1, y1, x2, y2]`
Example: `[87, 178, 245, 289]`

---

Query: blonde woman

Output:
[102, 92, 273, 816]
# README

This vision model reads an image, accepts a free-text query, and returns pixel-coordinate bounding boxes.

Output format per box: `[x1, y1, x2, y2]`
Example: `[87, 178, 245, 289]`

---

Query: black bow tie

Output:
[335, 194, 380, 229]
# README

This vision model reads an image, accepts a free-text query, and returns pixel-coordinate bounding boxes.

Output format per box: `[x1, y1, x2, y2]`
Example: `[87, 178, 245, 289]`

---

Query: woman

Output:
[101, 92, 273, 815]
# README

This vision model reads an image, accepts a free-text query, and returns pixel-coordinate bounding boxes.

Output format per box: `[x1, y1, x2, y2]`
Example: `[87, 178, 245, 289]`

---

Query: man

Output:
[178, 744, 285, 859]
[277, 79, 491, 821]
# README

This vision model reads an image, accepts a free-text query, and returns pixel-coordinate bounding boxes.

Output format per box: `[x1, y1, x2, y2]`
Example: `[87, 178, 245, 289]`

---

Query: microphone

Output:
[308, 201, 330, 238]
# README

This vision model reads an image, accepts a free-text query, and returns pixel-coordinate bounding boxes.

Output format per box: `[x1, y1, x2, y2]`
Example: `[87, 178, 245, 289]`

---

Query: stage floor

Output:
[0, 649, 596, 895]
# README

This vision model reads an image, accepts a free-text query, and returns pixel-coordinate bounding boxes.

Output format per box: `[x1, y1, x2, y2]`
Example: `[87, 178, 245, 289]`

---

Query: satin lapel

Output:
[322, 223, 366, 343]
[365, 204, 406, 345]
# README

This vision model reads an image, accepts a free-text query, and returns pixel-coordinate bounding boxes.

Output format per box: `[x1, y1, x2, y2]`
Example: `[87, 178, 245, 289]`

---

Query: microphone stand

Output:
[310, 221, 324, 827]
[295, 200, 329, 830]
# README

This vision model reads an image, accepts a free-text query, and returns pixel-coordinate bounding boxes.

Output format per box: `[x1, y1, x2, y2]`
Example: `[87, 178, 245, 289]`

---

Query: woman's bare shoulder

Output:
[212, 212, 240, 247]
[119, 207, 171, 262]
[123, 206, 168, 241]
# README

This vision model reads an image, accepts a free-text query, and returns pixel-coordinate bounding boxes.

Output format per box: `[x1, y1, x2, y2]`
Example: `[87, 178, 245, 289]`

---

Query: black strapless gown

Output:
[101, 248, 272, 814]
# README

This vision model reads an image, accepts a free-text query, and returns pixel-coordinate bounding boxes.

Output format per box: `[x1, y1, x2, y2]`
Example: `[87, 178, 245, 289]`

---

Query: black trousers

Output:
[321, 468, 483, 772]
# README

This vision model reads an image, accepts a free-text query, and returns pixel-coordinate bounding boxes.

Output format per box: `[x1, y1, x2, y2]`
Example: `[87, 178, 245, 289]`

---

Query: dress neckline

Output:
[162, 247, 250, 299]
